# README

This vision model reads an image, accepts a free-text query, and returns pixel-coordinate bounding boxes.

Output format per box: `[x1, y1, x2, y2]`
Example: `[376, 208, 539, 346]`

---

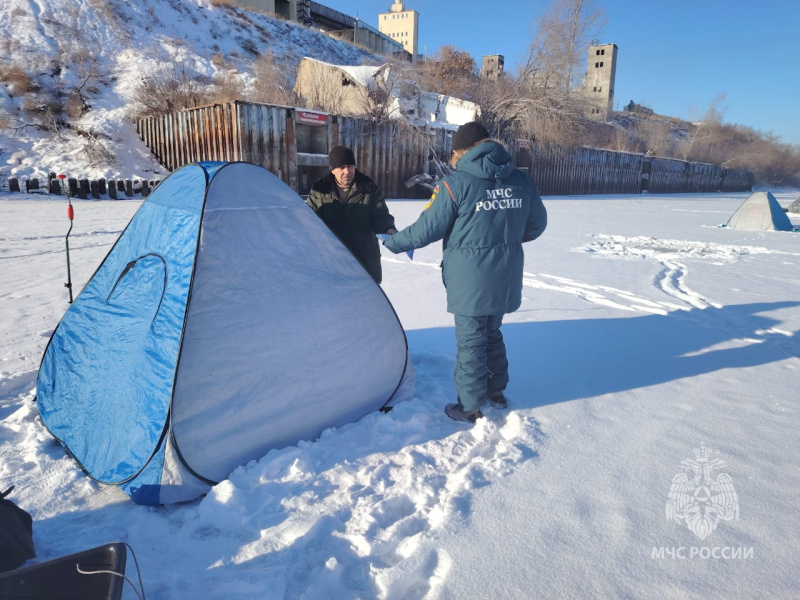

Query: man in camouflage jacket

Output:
[307, 146, 396, 284]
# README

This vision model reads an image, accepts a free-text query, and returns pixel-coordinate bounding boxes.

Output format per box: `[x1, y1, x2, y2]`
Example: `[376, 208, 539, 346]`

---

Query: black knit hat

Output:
[452, 122, 489, 151]
[329, 146, 356, 169]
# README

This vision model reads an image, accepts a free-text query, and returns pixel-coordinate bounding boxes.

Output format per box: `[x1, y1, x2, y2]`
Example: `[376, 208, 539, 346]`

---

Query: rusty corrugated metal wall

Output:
[136, 102, 754, 197]
[335, 117, 452, 199]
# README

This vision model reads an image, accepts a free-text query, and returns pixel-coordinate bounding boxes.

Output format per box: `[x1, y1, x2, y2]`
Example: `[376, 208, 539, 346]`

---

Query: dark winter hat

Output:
[329, 146, 356, 169]
[452, 122, 489, 152]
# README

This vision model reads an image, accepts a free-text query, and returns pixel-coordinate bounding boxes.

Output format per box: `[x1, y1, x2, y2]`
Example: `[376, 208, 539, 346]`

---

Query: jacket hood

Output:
[457, 140, 515, 181]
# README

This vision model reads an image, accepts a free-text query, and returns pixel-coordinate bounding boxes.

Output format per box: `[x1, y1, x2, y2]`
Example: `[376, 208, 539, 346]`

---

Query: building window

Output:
[600, 49, 605, 55]
[596, 50, 601, 55]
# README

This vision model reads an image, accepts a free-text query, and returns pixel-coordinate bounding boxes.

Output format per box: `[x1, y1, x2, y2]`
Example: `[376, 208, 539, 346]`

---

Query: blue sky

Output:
[325, 0, 800, 145]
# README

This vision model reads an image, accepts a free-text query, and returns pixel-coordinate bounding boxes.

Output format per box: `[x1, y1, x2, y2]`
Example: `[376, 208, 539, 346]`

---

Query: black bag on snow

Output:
[0, 486, 36, 573]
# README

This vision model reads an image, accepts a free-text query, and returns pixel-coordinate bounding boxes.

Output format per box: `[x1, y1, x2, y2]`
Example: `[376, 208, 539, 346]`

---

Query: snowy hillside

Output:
[0, 0, 380, 181]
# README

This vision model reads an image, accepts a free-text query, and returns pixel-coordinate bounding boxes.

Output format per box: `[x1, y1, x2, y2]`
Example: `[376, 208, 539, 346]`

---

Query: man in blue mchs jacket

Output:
[384, 122, 547, 423]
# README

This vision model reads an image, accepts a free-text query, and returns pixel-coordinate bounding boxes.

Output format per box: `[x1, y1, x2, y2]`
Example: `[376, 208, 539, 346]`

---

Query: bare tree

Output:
[63, 49, 108, 118]
[209, 64, 246, 105]
[465, 0, 606, 145]
[474, 44, 587, 146]
[133, 59, 212, 117]
[413, 46, 477, 100]
[680, 93, 728, 162]
[535, 0, 607, 91]
[638, 119, 675, 157]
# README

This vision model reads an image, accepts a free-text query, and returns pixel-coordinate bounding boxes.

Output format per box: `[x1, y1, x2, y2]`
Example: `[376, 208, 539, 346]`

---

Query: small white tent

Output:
[726, 191, 793, 231]
[37, 162, 415, 505]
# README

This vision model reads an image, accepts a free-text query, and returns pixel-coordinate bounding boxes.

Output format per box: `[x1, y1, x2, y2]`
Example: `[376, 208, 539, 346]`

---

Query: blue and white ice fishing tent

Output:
[37, 162, 415, 505]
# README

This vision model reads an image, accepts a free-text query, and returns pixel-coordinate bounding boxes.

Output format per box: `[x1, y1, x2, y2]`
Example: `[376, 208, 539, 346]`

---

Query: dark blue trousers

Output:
[453, 314, 509, 412]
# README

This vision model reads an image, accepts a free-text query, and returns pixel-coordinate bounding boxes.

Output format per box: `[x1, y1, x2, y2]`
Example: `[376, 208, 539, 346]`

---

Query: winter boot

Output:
[488, 391, 507, 409]
[445, 402, 483, 423]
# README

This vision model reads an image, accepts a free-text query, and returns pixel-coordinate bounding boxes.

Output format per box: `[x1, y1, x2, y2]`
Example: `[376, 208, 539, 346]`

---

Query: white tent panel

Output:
[171, 164, 409, 482]
[726, 191, 793, 231]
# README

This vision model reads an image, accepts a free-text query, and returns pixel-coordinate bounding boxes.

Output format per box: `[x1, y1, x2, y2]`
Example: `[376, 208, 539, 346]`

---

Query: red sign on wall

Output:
[297, 111, 328, 126]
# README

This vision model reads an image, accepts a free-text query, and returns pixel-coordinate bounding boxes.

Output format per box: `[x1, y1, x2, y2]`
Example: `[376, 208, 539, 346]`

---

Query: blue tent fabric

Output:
[36, 162, 415, 504]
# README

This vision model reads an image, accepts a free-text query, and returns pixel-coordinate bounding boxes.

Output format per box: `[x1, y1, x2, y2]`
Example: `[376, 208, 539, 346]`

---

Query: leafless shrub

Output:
[247, 52, 295, 106]
[410, 46, 477, 100]
[608, 122, 642, 153]
[209, 69, 245, 105]
[0, 66, 39, 95]
[357, 83, 395, 124]
[60, 49, 108, 118]
[21, 95, 68, 135]
[76, 127, 117, 167]
[238, 36, 259, 57]
[39, 10, 59, 27]
[638, 119, 676, 157]
[473, 47, 587, 147]
[133, 61, 212, 117]
[65, 91, 88, 119]
[683, 120, 800, 186]
[211, 53, 228, 68]
[144, 5, 161, 30]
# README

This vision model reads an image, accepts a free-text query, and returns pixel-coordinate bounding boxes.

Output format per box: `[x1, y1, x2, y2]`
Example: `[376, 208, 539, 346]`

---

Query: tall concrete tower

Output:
[379, 1, 419, 61]
[585, 43, 617, 121]
[481, 55, 504, 80]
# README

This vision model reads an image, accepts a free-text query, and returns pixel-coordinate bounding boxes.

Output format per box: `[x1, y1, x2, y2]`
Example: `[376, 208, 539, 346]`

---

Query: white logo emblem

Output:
[666, 443, 739, 540]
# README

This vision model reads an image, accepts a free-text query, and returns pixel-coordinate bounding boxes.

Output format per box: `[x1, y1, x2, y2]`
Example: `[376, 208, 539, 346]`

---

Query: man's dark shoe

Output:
[488, 391, 507, 409]
[445, 403, 483, 423]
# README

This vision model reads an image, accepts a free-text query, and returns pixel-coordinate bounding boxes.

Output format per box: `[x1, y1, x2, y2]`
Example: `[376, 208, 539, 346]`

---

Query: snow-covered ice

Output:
[1, 189, 798, 599]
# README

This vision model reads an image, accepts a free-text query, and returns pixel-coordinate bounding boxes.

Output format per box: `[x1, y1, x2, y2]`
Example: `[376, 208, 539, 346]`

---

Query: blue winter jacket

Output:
[385, 140, 547, 316]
